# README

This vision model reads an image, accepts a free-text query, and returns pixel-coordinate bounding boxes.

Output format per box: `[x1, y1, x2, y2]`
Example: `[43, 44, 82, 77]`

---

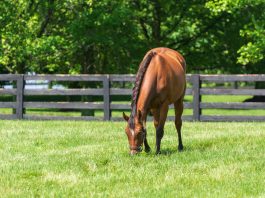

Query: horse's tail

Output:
[131, 51, 156, 109]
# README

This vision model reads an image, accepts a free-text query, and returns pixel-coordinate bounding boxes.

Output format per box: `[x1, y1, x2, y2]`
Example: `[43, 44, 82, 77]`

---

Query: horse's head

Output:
[123, 111, 146, 155]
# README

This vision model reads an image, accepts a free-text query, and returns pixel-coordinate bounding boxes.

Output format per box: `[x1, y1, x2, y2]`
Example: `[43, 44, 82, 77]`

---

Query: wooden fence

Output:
[0, 74, 265, 121]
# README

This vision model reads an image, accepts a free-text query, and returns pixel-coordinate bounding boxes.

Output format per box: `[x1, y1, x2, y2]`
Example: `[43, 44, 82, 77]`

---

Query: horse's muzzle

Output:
[129, 145, 142, 155]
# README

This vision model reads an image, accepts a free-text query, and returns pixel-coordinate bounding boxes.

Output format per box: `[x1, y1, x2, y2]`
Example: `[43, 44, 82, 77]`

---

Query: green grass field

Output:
[0, 121, 264, 197]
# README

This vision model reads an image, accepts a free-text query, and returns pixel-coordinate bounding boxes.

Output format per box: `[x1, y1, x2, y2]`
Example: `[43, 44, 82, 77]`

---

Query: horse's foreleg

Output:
[151, 108, 160, 129]
[174, 99, 184, 151]
[155, 103, 168, 154]
[145, 108, 159, 153]
[141, 113, 151, 153]
[144, 136, 151, 153]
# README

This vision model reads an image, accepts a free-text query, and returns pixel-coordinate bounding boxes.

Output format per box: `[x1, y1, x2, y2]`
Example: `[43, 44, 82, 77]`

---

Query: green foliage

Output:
[237, 17, 265, 67]
[68, 0, 143, 74]
[0, 0, 264, 74]
[206, 0, 265, 73]
[0, 121, 265, 196]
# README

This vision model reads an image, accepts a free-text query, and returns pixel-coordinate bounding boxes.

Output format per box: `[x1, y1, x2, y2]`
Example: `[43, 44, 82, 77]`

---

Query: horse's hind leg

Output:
[155, 103, 169, 154]
[174, 98, 184, 151]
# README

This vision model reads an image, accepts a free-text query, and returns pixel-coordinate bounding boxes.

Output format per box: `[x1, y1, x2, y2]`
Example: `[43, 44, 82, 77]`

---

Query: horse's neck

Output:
[135, 63, 157, 121]
[136, 83, 155, 121]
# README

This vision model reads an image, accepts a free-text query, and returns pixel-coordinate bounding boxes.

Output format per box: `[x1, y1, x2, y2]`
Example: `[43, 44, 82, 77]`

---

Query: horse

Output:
[123, 47, 186, 155]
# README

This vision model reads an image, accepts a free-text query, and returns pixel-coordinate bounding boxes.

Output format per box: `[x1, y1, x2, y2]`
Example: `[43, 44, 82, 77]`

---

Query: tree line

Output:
[0, 0, 264, 75]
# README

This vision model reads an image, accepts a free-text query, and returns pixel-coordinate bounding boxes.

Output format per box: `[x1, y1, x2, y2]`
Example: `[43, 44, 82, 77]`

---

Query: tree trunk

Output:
[81, 45, 95, 116]
[152, 0, 161, 46]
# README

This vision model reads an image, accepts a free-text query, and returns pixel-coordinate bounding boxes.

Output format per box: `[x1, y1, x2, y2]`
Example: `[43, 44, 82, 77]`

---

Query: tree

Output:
[1, 0, 264, 75]
[206, 0, 265, 101]
[0, 0, 70, 74]
[206, 0, 265, 74]
[68, 0, 143, 74]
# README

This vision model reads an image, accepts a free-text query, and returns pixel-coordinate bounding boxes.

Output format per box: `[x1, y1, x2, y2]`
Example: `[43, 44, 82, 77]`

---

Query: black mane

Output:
[129, 51, 156, 129]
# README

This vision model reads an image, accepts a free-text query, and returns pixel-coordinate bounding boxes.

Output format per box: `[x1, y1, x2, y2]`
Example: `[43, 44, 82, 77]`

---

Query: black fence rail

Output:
[0, 74, 265, 121]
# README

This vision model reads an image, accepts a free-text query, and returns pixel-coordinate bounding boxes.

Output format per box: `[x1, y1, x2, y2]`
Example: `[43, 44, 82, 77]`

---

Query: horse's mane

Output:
[129, 51, 156, 129]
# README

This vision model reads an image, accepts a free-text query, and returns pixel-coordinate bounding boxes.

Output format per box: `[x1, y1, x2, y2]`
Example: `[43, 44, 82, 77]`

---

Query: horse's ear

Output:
[123, 112, 129, 121]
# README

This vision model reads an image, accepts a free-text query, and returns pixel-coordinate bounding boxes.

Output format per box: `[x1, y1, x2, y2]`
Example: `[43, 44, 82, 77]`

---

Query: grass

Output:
[0, 121, 265, 197]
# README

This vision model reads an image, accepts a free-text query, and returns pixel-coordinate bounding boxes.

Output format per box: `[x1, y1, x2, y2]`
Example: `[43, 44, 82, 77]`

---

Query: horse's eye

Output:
[137, 131, 144, 138]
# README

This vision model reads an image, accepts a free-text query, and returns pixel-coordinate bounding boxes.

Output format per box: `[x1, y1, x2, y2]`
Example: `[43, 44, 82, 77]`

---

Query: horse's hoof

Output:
[178, 145, 184, 152]
[145, 147, 151, 153]
[155, 150, 161, 155]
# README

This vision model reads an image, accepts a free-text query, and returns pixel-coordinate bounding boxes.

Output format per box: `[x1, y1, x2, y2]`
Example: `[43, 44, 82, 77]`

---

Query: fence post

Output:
[103, 75, 110, 121]
[16, 75, 24, 119]
[192, 74, 201, 121]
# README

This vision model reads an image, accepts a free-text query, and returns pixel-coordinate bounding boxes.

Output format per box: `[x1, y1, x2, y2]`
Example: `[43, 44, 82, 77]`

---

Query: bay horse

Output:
[123, 47, 186, 155]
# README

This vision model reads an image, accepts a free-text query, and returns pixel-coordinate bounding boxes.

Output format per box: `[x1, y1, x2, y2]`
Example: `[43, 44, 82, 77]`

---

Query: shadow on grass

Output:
[159, 139, 224, 155]
[159, 148, 185, 156]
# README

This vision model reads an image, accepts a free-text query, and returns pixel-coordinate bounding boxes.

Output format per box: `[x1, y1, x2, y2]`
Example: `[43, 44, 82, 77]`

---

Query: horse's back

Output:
[145, 47, 186, 105]
[152, 47, 186, 72]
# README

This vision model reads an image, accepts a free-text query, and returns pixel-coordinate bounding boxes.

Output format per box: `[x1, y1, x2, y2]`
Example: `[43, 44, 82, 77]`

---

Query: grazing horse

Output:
[123, 47, 186, 155]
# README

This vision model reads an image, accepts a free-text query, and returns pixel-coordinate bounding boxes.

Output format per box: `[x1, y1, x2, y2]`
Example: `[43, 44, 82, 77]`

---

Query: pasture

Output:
[0, 121, 265, 197]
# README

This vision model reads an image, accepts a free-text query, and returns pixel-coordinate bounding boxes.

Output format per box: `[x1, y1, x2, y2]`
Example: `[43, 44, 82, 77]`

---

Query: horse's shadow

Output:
[159, 149, 178, 155]
[158, 143, 209, 155]
[158, 140, 224, 155]
[158, 148, 185, 156]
